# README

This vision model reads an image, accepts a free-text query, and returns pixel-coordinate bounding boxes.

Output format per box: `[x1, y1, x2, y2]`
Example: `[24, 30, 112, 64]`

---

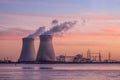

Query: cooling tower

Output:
[36, 35, 55, 62]
[18, 38, 36, 62]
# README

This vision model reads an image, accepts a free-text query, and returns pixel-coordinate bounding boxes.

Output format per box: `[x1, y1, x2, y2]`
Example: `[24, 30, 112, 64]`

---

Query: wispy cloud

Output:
[0, 13, 79, 30]
[1, 12, 120, 40]
[101, 27, 120, 34]
[0, 26, 33, 40]
[55, 41, 106, 47]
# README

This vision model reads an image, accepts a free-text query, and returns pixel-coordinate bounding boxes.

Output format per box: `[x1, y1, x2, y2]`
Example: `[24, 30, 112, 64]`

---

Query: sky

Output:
[0, 0, 120, 61]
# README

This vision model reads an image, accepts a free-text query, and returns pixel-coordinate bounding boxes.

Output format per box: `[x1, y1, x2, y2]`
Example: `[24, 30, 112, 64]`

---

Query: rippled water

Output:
[0, 64, 120, 80]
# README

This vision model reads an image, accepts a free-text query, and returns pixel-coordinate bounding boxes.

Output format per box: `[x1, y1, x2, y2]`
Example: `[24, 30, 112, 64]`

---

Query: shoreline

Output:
[0, 62, 120, 64]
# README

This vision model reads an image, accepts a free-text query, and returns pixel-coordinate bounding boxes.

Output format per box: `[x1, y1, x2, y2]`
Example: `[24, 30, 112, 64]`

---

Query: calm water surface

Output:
[0, 64, 120, 80]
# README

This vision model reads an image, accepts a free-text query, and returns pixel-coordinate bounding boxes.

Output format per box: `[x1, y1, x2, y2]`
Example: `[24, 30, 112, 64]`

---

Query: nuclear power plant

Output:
[36, 35, 55, 62]
[18, 21, 77, 62]
[0, 20, 117, 63]
[18, 38, 36, 62]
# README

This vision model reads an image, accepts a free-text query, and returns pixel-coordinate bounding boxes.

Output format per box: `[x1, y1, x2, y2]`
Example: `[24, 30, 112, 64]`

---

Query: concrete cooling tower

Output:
[18, 38, 36, 62]
[36, 35, 55, 62]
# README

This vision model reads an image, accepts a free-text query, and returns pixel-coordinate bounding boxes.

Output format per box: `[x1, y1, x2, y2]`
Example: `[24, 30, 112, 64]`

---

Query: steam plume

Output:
[51, 19, 58, 25]
[43, 21, 77, 36]
[27, 26, 45, 38]
[26, 20, 77, 38]
[81, 17, 86, 25]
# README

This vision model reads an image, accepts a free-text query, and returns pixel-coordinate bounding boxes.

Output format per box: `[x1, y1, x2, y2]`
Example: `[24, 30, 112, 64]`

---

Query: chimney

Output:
[18, 38, 36, 62]
[36, 35, 55, 62]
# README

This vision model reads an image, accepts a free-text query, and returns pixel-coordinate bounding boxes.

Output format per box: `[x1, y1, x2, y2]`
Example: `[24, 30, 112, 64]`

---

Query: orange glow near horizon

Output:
[0, 33, 120, 61]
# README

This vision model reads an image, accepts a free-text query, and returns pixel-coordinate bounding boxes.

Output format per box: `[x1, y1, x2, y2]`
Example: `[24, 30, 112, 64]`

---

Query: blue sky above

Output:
[0, 0, 120, 32]
[0, 0, 120, 15]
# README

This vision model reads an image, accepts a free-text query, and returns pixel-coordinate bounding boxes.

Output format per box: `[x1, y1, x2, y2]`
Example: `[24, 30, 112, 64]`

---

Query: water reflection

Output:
[39, 67, 53, 69]
[20, 66, 54, 80]
[22, 67, 34, 69]
[20, 67, 37, 80]
[39, 70, 54, 80]
[0, 64, 120, 80]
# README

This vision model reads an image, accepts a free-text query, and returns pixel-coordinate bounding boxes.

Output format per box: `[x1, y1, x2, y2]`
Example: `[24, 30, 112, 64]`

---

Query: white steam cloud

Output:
[43, 21, 77, 36]
[27, 26, 45, 38]
[26, 20, 77, 38]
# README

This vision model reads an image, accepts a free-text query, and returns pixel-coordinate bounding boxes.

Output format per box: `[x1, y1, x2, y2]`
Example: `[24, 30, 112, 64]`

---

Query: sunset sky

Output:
[0, 0, 120, 61]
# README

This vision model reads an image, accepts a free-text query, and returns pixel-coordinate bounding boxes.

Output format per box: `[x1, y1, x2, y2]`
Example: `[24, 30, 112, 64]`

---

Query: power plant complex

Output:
[0, 21, 117, 63]
[18, 35, 114, 63]
[18, 21, 76, 62]
[18, 35, 113, 63]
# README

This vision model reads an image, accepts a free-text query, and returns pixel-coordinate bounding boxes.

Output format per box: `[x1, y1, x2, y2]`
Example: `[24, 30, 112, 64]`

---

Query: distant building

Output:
[56, 55, 65, 62]
[73, 54, 83, 62]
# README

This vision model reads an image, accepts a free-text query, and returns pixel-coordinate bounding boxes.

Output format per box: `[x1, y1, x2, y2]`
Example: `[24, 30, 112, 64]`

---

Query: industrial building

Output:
[36, 35, 55, 62]
[18, 38, 36, 62]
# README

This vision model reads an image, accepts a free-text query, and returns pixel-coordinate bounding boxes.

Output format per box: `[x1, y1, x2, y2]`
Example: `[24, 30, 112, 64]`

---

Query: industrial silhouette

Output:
[18, 38, 36, 62]
[18, 20, 77, 62]
[36, 35, 55, 62]
[17, 21, 116, 63]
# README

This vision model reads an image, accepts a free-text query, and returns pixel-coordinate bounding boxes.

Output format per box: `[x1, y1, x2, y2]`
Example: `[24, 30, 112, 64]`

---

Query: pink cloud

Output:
[0, 26, 33, 40]
[83, 13, 120, 21]
[1, 12, 120, 40]
[101, 27, 120, 34]
[0, 13, 79, 30]
[55, 41, 106, 47]
[59, 32, 120, 42]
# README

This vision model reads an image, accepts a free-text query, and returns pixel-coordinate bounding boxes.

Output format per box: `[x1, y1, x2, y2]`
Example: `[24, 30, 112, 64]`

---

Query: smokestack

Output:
[18, 38, 36, 62]
[36, 35, 55, 62]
